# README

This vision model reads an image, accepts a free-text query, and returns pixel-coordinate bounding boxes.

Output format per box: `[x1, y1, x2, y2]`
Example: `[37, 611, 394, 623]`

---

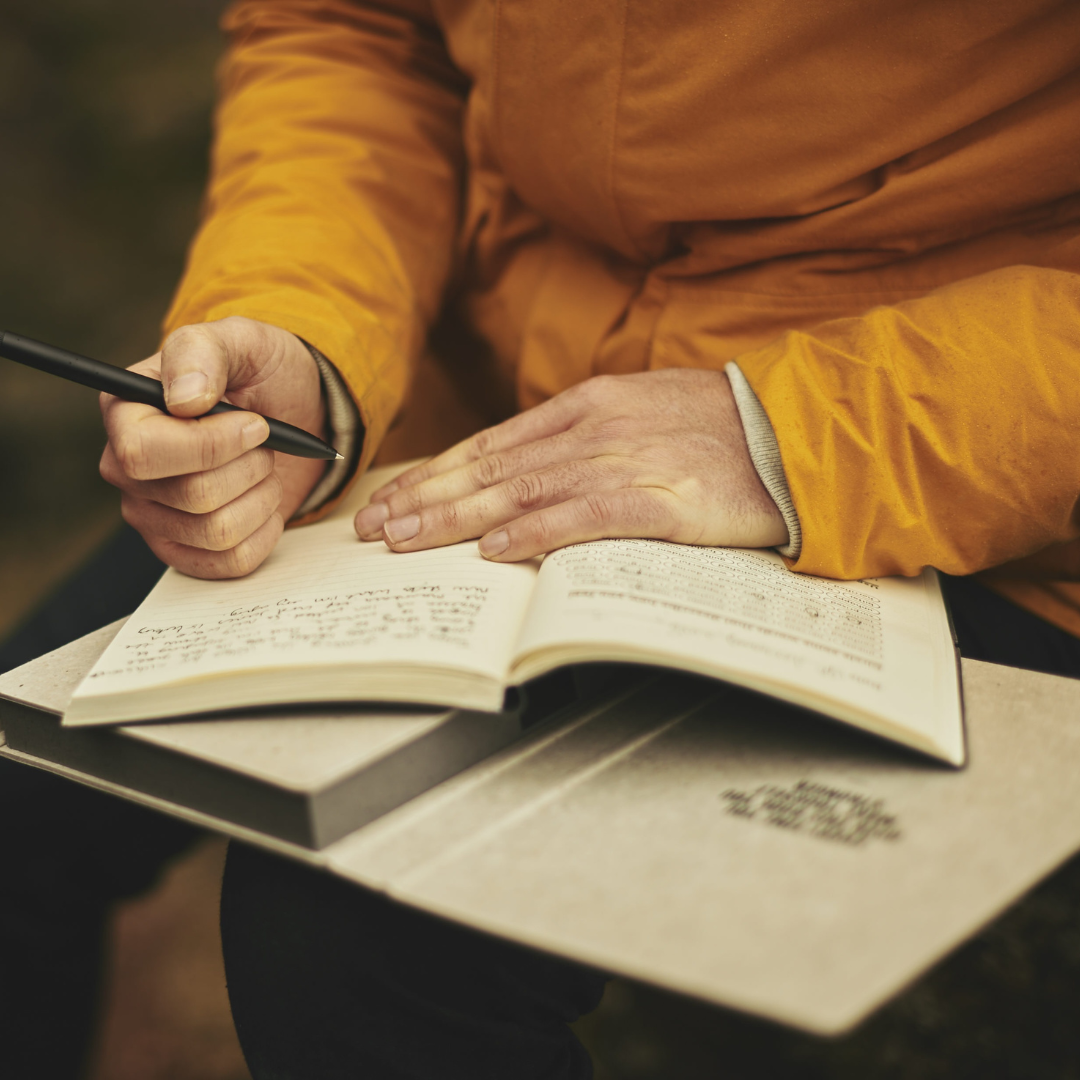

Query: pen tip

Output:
[335, 452, 345, 460]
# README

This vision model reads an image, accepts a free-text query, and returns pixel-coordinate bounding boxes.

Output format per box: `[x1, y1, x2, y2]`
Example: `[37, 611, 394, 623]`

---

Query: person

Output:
[4, 1, 1080, 1076]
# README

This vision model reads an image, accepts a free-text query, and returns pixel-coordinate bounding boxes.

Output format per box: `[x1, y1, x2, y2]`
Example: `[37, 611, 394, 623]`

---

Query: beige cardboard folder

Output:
[3, 624, 1080, 1034]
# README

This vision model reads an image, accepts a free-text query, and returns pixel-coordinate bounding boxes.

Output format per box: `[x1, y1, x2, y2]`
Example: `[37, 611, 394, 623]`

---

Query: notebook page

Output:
[513, 540, 962, 762]
[70, 486, 539, 709]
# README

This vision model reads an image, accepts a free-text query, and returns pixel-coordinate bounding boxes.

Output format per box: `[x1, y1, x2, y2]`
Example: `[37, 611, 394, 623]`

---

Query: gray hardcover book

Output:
[0, 620, 526, 849]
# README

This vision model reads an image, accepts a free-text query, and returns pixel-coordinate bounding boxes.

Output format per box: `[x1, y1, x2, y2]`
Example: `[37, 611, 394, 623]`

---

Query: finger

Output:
[97, 353, 163, 415]
[355, 430, 587, 539]
[144, 512, 286, 580]
[120, 472, 284, 553]
[476, 488, 680, 562]
[159, 317, 312, 419]
[368, 385, 596, 503]
[98, 353, 164, 432]
[157, 323, 234, 417]
[378, 459, 619, 552]
[101, 444, 275, 513]
[104, 406, 269, 481]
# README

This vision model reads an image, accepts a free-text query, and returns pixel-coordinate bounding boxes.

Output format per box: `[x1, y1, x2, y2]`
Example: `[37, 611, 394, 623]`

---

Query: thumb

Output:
[159, 323, 232, 418]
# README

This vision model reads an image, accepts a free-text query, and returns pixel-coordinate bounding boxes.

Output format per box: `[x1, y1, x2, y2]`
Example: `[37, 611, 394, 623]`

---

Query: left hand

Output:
[354, 368, 789, 561]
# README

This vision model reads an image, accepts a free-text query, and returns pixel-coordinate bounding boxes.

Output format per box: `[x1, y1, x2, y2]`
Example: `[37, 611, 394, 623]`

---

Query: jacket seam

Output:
[607, 0, 646, 262]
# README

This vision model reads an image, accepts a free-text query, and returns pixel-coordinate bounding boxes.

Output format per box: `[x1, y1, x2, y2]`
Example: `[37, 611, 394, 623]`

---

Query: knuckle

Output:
[437, 500, 463, 534]
[178, 472, 217, 514]
[507, 472, 547, 511]
[472, 428, 499, 460]
[204, 505, 243, 551]
[576, 375, 613, 406]
[219, 548, 252, 579]
[199, 424, 233, 471]
[221, 534, 267, 578]
[252, 446, 276, 477]
[225, 552, 254, 578]
[266, 470, 284, 507]
[474, 453, 505, 489]
[582, 492, 616, 529]
[527, 511, 559, 551]
[99, 447, 119, 486]
[113, 430, 152, 478]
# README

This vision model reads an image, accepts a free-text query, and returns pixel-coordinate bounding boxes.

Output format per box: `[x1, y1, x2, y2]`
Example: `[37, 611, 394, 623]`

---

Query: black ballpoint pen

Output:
[0, 330, 342, 461]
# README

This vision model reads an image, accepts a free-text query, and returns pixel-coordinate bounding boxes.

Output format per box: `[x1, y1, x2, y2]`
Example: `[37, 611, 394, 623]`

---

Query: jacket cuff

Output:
[724, 362, 802, 560]
[294, 342, 365, 519]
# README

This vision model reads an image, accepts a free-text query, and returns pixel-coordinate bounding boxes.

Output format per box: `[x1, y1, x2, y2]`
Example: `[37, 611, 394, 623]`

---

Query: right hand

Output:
[100, 317, 329, 579]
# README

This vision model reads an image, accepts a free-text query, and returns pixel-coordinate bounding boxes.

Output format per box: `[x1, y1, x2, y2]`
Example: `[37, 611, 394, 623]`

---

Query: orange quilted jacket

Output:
[164, 0, 1080, 632]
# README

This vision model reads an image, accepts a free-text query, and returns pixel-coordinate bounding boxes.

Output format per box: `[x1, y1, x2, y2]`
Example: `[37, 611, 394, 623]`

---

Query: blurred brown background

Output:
[0, 3, 252, 1078]
[3, 3, 1080, 1079]
[0, 0, 222, 642]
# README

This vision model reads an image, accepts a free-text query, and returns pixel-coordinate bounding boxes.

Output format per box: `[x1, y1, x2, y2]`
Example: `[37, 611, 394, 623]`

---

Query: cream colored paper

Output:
[513, 540, 963, 763]
[64, 470, 539, 722]
[60, 464, 961, 765]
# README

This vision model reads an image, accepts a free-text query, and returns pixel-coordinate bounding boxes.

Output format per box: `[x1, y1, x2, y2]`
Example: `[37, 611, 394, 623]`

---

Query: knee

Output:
[220, 842, 607, 1079]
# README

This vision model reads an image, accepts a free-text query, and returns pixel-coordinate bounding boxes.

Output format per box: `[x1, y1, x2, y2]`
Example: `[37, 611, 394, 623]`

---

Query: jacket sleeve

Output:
[730, 258, 1080, 580]
[162, 0, 466, 499]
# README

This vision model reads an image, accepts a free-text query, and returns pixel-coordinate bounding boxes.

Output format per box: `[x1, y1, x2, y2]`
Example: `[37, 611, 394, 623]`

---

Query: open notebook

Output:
[62, 464, 964, 764]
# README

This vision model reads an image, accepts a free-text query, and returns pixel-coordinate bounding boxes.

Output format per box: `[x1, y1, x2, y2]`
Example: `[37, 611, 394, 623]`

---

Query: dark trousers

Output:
[2, 526, 1080, 1079]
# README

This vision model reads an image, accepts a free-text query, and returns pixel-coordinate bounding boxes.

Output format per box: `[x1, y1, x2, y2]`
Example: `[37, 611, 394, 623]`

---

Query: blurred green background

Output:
[2, 4, 1080, 1079]
[0, 0, 223, 640]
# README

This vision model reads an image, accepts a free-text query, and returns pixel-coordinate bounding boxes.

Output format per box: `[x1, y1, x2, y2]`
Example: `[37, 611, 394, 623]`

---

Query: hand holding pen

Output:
[1, 317, 338, 579]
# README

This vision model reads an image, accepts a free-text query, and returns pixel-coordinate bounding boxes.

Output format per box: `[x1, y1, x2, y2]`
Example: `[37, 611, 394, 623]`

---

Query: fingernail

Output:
[356, 502, 389, 537]
[167, 372, 209, 407]
[479, 530, 509, 557]
[241, 417, 268, 450]
[384, 514, 420, 543]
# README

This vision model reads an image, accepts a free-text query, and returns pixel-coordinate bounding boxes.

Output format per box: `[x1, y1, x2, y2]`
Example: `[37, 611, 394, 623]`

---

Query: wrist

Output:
[291, 340, 365, 520]
[724, 363, 801, 558]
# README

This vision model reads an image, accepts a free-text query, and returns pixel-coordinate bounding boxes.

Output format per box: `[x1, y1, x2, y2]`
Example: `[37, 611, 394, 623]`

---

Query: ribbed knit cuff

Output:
[724, 361, 802, 560]
[294, 342, 364, 519]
